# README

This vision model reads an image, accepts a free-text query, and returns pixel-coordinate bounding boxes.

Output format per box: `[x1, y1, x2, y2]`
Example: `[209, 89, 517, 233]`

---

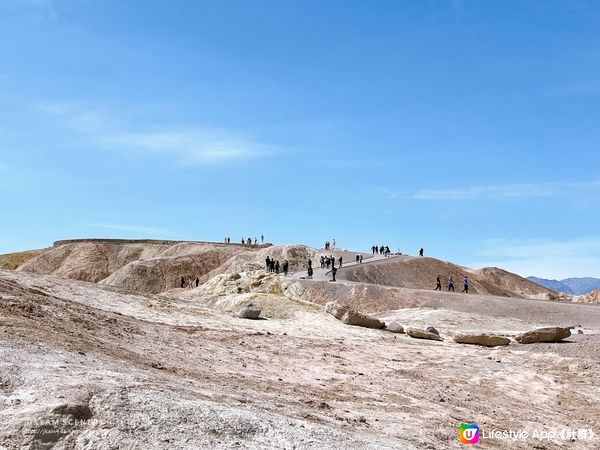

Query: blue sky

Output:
[1, 0, 599, 279]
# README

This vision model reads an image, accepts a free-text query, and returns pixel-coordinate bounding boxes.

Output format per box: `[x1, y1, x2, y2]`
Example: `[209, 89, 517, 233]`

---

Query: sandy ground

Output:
[1, 267, 599, 449]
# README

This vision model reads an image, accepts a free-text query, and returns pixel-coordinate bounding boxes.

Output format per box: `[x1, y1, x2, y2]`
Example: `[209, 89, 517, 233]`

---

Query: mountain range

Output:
[527, 276, 600, 295]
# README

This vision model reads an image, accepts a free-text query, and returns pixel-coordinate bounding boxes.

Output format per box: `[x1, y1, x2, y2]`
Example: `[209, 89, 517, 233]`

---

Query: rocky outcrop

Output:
[406, 327, 443, 341]
[453, 333, 510, 347]
[426, 326, 440, 336]
[516, 327, 571, 344]
[325, 302, 384, 329]
[385, 321, 404, 333]
[238, 304, 261, 319]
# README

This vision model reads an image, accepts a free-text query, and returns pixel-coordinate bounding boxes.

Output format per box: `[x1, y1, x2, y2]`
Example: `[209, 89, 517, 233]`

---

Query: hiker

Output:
[270, 259, 276, 273]
[360, 255, 363, 263]
[308, 258, 312, 269]
[333, 239, 336, 249]
[448, 276, 455, 292]
[261, 234, 264, 243]
[326, 258, 331, 269]
[434, 275, 441, 291]
[265, 256, 271, 271]
[282, 260, 289, 276]
[195, 277, 200, 288]
[307, 267, 313, 278]
[372, 245, 375, 255]
[356, 254, 360, 263]
[275, 260, 280, 274]
[462, 276, 469, 293]
[320, 256, 325, 268]
[331, 266, 337, 282]
[180, 276, 185, 288]
[419, 248, 424, 257]
[254, 237, 257, 245]
[338, 256, 342, 268]
[241, 238, 245, 245]
[227, 237, 230, 244]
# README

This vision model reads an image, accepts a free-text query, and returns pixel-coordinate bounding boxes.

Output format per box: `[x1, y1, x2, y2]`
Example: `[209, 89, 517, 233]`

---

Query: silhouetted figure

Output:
[356, 255, 360, 263]
[265, 256, 271, 271]
[307, 267, 313, 277]
[462, 276, 469, 293]
[380, 245, 384, 255]
[333, 239, 336, 249]
[270, 259, 276, 273]
[419, 248, 424, 257]
[282, 260, 289, 276]
[338, 256, 342, 268]
[227, 237, 230, 244]
[195, 277, 200, 288]
[241, 238, 245, 245]
[360, 255, 363, 264]
[434, 275, 441, 291]
[331, 266, 337, 282]
[372, 245, 376, 255]
[448, 276, 455, 292]
[180, 276, 185, 288]
[261, 234, 264, 243]
[320, 256, 325, 268]
[308, 258, 312, 269]
[326, 258, 331, 269]
[254, 237, 257, 245]
[275, 260, 280, 274]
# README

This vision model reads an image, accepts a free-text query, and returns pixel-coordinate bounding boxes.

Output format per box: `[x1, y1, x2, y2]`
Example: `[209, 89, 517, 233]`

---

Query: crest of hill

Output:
[102, 244, 320, 295]
[15, 241, 250, 288]
[339, 257, 559, 300]
[0, 248, 47, 270]
[573, 289, 600, 303]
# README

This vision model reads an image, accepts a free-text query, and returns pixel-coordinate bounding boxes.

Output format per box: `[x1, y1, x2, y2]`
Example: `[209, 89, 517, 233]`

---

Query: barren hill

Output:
[574, 289, 600, 303]
[339, 256, 558, 300]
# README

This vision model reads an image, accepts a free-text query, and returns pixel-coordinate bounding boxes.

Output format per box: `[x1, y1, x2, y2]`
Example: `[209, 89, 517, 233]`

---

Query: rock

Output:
[52, 404, 93, 421]
[229, 272, 242, 281]
[406, 327, 443, 341]
[515, 327, 571, 344]
[426, 326, 440, 336]
[340, 309, 385, 329]
[578, 329, 584, 334]
[325, 301, 349, 320]
[385, 321, 405, 333]
[453, 333, 510, 347]
[325, 302, 384, 329]
[238, 304, 261, 320]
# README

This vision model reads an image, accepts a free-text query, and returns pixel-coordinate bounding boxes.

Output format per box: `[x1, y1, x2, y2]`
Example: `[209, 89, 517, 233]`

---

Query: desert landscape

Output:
[1, 239, 598, 449]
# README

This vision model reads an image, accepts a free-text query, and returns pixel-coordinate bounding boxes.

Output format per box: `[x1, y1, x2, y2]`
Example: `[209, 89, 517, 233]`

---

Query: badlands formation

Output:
[1, 239, 599, 449]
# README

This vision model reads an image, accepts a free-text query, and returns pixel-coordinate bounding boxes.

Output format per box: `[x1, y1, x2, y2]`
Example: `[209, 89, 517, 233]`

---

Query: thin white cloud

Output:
[90, 223, 174, 237]
[35, 101, 277, 166]
[469, 237, 600, 279]
[99, 130, 274, 165]
[380, 180, 600, 201]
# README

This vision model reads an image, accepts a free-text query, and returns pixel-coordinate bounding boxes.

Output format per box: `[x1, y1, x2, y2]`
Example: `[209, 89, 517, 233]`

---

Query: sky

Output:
[1, 0, 599, 280]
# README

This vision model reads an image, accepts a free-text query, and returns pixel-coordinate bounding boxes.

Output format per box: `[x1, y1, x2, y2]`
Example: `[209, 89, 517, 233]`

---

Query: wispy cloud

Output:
[90, 223, 174, 237]
[35, 101, 277, 166]
[379, 180, 600, 201]
[469, 237, 600, 279]
[99, 130, 275, 165]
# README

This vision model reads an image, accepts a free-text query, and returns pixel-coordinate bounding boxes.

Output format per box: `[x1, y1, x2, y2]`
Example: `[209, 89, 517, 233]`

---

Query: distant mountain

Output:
[527, 276, 600, 295]
[527, 277, 574, 295]
[561, 278, 600, 296]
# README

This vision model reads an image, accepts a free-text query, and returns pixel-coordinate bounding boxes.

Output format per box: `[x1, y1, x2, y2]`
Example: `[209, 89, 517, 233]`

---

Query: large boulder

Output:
[325, 301, 349, 320]
[385, 321, 405, 334]
[406, 327, 443, 341]
[238, 304, 261, 320]
[516, 327, 571, 344]
[453, 333, 510, 347]
[325, 302, 384, 329]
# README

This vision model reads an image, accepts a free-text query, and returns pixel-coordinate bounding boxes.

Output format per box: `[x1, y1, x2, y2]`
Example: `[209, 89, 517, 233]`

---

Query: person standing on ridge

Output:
[462, 276, 469, 293]
[360, 255, 363, 263]
[434, 275, 441, 291]
[447, 276, 455, 292]
[331, 266, 337, 282]
[419, 248, 424, 257]
[356, 254, 360, 263]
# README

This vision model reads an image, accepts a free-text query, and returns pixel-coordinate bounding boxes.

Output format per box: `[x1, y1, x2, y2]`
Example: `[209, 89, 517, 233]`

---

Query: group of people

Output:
[320, 255, 342, 269]
[323, 239, 335, 250]
[371, 245, 391, 257]
[265, 256, 289, 276]
[434, 275, 469, 293]
[223, 234, 265, 246]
